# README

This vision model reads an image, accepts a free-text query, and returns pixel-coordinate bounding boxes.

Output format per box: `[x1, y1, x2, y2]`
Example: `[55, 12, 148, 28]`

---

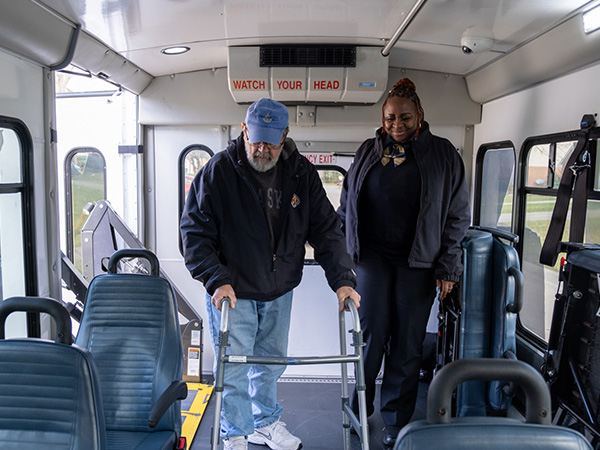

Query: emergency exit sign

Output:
[303, 153, 337, 165]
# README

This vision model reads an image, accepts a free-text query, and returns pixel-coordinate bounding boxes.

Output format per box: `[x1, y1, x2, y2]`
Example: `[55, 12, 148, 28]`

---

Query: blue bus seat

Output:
[394, 359, 592, 450]
[438, 227, 523, 416]
[488, 235, 523, 410]
[75, 249, 187, 450]
[455, 229, 494, 416]
[0, 296, 106, 450]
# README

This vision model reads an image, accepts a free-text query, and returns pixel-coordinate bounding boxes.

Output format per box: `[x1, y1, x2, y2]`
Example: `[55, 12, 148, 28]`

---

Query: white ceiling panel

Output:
[39, 0, 594, 77]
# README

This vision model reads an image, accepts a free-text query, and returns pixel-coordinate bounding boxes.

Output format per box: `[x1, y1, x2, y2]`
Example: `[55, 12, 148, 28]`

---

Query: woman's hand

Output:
[436, 279, 455, 301]
[336, 286, 361, 312]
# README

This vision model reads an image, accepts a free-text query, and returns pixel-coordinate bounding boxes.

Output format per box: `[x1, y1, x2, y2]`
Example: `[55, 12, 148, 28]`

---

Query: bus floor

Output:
[187, 379, 429, 450]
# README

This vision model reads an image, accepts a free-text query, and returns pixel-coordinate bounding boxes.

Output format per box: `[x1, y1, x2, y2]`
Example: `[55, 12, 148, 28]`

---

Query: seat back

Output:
[455, 229, 494, 416]
[395, 359, 592, 450]
[75, 249, 184, 438]
[489, 236, 523, 409]
[0, 296, 106, 450]
[440, 227, 523, 415]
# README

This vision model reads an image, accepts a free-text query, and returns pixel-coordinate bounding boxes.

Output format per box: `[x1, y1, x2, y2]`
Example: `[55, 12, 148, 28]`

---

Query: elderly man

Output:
[181, 98, 360, 450]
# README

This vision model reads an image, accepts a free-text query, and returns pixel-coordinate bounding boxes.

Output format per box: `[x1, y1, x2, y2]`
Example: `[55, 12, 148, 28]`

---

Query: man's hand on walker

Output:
[212, 284, 237, 311]
[336, 286, 361, 312]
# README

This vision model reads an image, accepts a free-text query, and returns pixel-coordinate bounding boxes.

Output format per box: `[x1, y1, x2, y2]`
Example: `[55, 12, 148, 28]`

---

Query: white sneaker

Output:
[248, 420, 302, 450]
[223, 435, 248, 450]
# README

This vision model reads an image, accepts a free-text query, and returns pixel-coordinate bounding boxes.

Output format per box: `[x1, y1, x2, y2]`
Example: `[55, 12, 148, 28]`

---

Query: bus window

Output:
[305, 167, 346, 263]
[180, 144, 214, 207]
[64, 148, 106, 273]
[474, 142, 515, 229]
[0, 118, 37, 303]
[517, 134, 599, 342]
[178, 144, 214, 255]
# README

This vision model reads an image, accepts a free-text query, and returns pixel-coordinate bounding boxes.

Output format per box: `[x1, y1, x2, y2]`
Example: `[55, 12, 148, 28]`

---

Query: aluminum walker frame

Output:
[210, 298, 370, 450]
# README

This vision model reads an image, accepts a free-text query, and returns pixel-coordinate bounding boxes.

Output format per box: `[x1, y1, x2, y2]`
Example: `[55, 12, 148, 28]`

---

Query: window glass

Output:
[305, 168, 345, 262]
[519, 194, 566, 340]
[183, 148, 212, 201]
[526, 144, 550, 188]
[0, 123, 31, 305]
[519, 134, 597, 342]
[553, 141, 577, 188]
[479, 147, 515, 229]
[594, 139, 600, 191]
[0, 129, 22, 184]
[0, 193, 25, 299]
[178, 145, 214, 256]
[65, 149, 106, 272]
[586, 198, 600, 246]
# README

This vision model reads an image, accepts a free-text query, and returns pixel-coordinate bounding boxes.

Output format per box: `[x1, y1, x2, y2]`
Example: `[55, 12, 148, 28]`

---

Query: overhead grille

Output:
[260, 45, 356, 67]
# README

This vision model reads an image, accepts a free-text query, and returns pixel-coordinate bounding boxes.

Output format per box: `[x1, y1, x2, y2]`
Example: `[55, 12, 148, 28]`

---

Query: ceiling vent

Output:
[228, 46, 388, 104]
[260, 45, 356, 67]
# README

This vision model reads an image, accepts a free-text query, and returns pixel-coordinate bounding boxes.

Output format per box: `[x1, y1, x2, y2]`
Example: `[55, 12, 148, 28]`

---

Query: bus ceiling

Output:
[1, 1, 600, 103]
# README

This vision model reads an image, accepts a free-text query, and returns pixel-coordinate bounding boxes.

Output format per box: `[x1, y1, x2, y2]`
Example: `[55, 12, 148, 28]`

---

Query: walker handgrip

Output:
[343, 298, 361, 334]
[219, 297, 231, 333]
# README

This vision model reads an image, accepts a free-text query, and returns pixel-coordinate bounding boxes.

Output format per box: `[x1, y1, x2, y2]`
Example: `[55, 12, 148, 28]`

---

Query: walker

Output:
[210, 298, 370, 450]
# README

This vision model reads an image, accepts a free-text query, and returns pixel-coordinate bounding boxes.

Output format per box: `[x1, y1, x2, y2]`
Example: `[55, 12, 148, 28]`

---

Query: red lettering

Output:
[276, 80, 303, 90]
[232, 79, 266, 90]
[313, 80, 340, 90]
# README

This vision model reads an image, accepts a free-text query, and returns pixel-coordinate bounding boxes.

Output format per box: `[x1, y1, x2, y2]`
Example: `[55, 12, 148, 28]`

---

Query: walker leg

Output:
[340, 301, 370, 450]
[211, 300, 231, 450]
[339, 312, 351, 450]
[354, 329, 370, 450]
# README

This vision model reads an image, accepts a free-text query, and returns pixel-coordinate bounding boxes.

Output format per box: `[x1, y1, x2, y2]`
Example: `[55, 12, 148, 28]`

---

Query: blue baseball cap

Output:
[245, 98, 289, 145]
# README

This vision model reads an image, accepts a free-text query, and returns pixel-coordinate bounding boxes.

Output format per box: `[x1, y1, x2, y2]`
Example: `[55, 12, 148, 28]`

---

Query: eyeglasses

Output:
[244, 129, 284, 151]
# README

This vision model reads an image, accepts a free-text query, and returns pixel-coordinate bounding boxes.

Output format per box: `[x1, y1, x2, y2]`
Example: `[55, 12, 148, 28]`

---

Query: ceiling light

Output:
[583, 4, 600, 33]
[161, 46, 190, 55]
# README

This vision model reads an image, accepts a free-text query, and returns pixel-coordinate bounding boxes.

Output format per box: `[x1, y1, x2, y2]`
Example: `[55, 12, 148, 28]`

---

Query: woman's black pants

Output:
[352, 254, 436, 428]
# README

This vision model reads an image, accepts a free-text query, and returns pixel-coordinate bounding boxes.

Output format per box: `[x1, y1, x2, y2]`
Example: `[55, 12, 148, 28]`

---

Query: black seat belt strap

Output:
[539, 135, 590, 266]
[569, 150, 590, 243]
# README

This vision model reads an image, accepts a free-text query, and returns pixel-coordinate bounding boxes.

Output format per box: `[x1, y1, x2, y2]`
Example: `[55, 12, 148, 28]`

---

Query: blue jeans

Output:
[206, 291, 293, 439]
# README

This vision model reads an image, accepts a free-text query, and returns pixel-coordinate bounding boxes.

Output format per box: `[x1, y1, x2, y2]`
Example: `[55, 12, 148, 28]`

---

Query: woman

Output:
[338, 78, 470, 447]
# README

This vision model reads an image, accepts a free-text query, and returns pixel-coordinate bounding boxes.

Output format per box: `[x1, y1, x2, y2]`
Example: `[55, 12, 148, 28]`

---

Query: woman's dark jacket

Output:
[181, 134, 356, 301]
[338, 125, 471, 282]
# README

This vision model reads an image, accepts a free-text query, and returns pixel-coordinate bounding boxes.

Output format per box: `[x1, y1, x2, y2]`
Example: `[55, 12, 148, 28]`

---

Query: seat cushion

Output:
[106, 430, 177, 450]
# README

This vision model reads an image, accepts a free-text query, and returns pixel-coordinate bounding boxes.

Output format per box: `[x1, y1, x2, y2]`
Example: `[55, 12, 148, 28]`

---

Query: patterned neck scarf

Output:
[381, 143, 406, 167]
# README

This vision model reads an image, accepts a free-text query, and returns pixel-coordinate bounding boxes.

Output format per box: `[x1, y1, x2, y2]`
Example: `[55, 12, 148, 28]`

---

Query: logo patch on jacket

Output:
[291, 194, 300, 208]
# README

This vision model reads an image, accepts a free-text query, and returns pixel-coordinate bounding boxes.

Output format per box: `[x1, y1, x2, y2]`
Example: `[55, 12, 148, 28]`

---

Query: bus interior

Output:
[3, 0, 600, 449]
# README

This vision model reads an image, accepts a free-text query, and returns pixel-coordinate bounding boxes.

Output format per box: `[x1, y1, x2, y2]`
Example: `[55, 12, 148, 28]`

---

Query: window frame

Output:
[0, 116, 38, 335]
[515, 126, 600, 348]
[178, 144, 214, 255]
[473, 140, 516, 229]
[63, 147, 107, 266]
[304, 164, 347, 265]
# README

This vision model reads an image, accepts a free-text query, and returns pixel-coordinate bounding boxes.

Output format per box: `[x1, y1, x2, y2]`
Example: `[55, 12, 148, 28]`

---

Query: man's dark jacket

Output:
[338, 124, 471, 282]
[181, 134, 356, 301]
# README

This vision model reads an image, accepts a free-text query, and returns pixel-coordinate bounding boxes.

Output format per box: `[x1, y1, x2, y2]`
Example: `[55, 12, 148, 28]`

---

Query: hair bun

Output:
[392, 78, 416, 93]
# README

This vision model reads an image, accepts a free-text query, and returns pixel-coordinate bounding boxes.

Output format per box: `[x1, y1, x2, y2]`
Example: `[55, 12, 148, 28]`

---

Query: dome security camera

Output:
[460, 36, 494, 54]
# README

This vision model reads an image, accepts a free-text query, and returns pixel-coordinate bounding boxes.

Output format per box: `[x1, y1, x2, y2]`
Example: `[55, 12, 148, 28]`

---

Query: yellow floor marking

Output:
[181, 383, 214, 445]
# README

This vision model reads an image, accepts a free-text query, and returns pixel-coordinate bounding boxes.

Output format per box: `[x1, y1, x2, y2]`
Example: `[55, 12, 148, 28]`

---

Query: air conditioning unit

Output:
[227, 45, 388, 104]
